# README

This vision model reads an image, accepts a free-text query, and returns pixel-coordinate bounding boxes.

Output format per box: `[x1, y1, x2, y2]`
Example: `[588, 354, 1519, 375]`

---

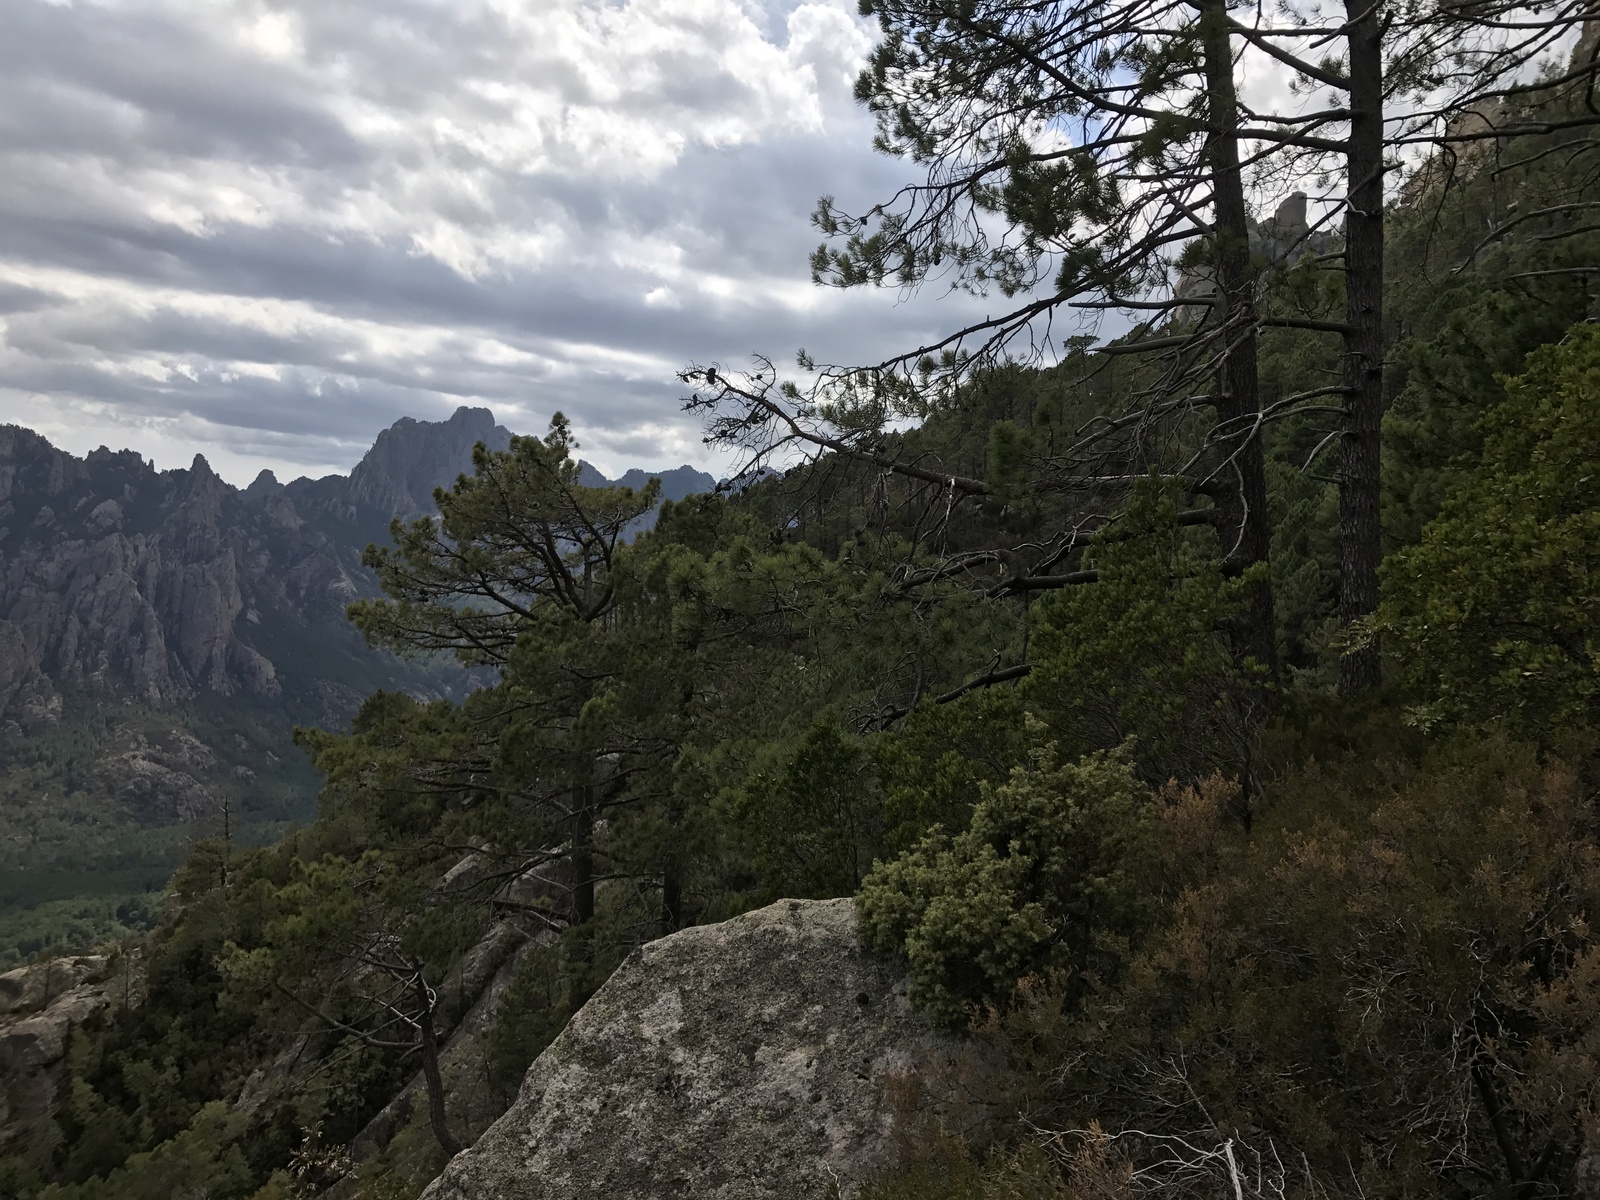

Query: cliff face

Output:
[0, 429, 365, 732]
[348, 406, 515, 517]
[0, 406, 654, 731]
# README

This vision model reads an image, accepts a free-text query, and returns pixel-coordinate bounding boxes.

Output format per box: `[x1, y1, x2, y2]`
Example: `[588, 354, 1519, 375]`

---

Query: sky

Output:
[4, 1, 1544, 487]
[0, 0, 1000, 484]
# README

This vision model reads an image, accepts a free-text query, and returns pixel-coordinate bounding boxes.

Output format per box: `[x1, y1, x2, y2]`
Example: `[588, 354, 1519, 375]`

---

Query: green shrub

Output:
[1377, 323, 1600, 735]
[38, 1102, 253, 1200]
[857, 735, 1155, 1027]
[993, 732, 1600, 1200]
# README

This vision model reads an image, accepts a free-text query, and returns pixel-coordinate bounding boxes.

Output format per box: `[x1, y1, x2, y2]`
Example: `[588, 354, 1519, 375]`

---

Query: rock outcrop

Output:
[92, 730, 220, 824]
[0, 954, 141, 1153]
[1173, 190, 1339, 322]
[422, 898, 996, 1200]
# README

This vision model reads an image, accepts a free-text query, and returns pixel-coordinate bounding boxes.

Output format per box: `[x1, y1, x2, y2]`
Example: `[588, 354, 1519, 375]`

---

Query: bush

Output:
[1377, 322, 1600, 735]
[856, 735, 1155, 1028]
[994, 732, 1600, 1200]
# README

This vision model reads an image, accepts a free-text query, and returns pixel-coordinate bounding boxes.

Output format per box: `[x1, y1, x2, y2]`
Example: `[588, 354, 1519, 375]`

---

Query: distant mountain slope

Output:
[0, 429, 361, 729]
[0, 407, 713, 964]
[0, 408, 711, 733]
[576, 460, 718, 505]
[575, 459, 718, 538]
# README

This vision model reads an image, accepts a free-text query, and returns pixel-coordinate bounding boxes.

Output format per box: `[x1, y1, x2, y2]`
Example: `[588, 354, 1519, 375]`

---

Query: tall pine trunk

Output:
[1200, 0, 1279, 682]
[661, 868, 683, 935]
[1339, 0, 1385, 694]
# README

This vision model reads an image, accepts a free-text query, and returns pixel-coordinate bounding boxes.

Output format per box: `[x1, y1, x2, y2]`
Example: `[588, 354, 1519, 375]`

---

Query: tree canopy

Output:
[7, 10, 1600, 1200]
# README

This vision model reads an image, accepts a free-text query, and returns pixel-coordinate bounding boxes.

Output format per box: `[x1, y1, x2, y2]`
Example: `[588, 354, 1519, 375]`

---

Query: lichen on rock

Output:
[422, 897, 997, 1200]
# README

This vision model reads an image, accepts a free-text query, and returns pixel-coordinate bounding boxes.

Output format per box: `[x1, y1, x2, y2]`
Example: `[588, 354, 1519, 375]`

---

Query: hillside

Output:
[0, 5, 1596, 1199]
[0, 409, 713, 965]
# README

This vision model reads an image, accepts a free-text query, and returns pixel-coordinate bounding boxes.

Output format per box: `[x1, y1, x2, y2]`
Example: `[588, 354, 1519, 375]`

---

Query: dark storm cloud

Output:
[0, 0, 991, 481]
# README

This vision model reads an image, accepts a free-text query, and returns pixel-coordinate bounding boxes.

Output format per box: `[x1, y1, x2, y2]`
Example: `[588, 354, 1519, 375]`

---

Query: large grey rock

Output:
[0, 953, 140, 1152]
[422, 897, 995, 1200]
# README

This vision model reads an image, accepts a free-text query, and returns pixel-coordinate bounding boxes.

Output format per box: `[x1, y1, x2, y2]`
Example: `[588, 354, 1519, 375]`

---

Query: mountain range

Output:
[0, 407, 714, 963]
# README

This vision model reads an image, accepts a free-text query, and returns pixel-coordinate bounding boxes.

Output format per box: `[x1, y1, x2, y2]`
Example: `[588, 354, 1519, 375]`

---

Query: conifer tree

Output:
[687, 0, 1298, 685]
[687, 0, 1600, 695]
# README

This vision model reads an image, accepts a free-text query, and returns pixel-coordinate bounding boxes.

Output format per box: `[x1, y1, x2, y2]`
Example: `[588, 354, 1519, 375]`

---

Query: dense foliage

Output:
[857, 736, 1153, 1027]
[3, 23, 1600, 1200]
[1378, 325, 1600, 735]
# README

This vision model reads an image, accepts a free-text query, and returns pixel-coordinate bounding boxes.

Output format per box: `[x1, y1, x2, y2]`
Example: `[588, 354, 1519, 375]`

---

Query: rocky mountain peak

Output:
[0, 412, 716, 733]
[245, 469, 282, 498]
[180, 453, 229, 533]
[348, 405, 514, 517]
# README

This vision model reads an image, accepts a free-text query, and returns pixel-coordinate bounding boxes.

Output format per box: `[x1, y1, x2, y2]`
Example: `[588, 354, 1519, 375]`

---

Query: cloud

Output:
[6, 0, 1575, 486]
[0, 0, 990, 482]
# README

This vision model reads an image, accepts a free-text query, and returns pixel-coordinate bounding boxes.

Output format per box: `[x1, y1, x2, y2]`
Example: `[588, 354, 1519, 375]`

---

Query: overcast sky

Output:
[5, 0, 1532, 487]
[0, 0, 1006, 484]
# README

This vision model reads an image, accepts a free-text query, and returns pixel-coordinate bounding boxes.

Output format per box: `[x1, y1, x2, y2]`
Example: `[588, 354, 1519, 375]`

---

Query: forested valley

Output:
[3, 2, 1600, 1198]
